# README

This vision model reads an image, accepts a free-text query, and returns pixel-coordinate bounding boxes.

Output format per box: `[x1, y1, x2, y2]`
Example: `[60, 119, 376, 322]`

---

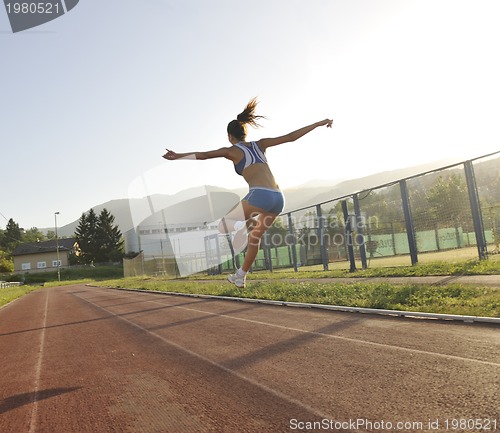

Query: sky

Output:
[1, 0, 499, 230]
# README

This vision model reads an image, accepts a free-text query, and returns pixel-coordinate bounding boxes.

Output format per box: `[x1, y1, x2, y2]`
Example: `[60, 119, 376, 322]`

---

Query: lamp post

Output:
[54, 212, 61, 282]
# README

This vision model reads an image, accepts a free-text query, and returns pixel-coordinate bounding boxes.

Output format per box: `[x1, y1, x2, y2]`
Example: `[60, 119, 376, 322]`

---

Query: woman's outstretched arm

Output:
[163, 147, 232, 161]
[258, 119, 333, 150]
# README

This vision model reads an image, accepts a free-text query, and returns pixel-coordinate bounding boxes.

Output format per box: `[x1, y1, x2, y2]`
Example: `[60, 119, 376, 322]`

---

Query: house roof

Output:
[12, 238, 78, 256]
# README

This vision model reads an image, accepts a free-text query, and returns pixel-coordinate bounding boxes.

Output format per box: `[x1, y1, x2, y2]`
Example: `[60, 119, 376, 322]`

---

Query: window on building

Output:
[52, 260, 61, 267]
[22, 263, 31, 270]
[37, 261, 47, 269]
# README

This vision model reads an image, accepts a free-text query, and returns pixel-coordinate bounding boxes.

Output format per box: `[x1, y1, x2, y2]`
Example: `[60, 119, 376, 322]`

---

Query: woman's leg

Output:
[227, 210, 277, 287]
[241, 211, 278, 272]
[217, 201, 256, 234]
[217, 200, 259, 253]
[225, 199, 280, 287]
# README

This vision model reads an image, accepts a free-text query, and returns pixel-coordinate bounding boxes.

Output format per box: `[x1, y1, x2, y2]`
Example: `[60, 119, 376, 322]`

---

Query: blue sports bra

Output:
[233, 141, 267, 176]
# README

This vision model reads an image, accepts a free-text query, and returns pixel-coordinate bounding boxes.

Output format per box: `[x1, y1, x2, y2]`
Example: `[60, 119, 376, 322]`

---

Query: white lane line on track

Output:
[93, 289, 500, 369]
[73, 292, 357, 430]
[29, 290, 49, 433]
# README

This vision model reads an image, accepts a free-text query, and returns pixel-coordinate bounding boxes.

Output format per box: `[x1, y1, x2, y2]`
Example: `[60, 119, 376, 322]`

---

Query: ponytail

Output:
[236, 97, 266, 128]
[227, 97, 266, 141]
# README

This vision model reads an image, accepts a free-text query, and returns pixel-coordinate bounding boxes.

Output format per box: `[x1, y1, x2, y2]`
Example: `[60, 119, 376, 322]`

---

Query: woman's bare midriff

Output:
[242, 163, 280, 190]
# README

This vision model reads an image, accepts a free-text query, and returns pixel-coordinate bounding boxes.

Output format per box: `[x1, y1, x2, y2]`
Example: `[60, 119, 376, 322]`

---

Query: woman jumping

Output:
[163, 98, 332, 288]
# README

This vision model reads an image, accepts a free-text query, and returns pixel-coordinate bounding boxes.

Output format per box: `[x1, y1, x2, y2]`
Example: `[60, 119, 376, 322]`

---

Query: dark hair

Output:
[227, 97, 266, 141]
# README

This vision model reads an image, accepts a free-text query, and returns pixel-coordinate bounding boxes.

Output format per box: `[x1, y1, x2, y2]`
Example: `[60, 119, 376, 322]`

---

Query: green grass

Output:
[3, 258, 500, 317]
[43, 279, 97, 288]
[93, 273, 500, 318]
[0, 279, 101, 309]
[188, 258, 500, 280]
[91, 259, 500, 317]
[0, 266, 124, 308]
[0, 285, 40, 308]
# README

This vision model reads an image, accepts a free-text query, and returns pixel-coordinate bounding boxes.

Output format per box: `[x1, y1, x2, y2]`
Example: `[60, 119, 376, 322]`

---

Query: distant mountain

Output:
[52, 156, 473, 237]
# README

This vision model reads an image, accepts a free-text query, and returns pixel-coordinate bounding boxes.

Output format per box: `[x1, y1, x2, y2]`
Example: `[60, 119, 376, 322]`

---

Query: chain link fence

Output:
[125, 152, 500, 276]
[265, 152, 499, 272]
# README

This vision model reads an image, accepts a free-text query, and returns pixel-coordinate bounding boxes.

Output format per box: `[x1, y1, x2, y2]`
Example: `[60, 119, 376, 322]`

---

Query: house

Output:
[12, 238, 79, 273]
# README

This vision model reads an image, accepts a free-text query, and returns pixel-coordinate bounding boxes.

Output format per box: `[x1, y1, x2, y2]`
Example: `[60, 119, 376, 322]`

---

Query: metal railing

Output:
[0, 281, 22, 288]
[207, 151, 500, 274]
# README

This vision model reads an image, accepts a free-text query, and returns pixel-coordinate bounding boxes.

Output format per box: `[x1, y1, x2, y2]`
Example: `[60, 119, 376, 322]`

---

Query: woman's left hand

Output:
[162, 149, 178, 160]
[321, 119, 333, 128]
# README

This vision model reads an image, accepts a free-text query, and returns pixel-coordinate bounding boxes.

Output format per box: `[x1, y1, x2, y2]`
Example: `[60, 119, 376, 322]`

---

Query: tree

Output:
[22, 227, 47, 243]
[74, 211, 89, 263]
[74, 208, 124, 264]
[0, 219, 22, 255]
[0, 250, 13, 272]
[74, 209, 100, 264]
[426, 174, 469, 228]
[96, 209, 124, 262]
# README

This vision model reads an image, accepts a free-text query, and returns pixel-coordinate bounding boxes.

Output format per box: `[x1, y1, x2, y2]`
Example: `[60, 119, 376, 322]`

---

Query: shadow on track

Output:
[0, 387, 82, 414]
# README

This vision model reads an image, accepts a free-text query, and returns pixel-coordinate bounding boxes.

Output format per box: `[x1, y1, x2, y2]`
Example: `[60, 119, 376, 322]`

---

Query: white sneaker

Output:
[227, 273, 246, 288]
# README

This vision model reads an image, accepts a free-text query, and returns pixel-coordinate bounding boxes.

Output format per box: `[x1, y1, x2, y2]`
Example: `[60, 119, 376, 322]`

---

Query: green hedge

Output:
[13, 265, 123, 285]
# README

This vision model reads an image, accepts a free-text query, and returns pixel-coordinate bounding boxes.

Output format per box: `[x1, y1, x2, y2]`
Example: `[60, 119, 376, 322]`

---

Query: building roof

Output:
[12, 238, 78, 256]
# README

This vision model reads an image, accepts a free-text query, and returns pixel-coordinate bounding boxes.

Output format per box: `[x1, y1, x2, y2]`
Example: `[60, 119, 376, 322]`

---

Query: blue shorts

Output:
[243, 187, 285, 214]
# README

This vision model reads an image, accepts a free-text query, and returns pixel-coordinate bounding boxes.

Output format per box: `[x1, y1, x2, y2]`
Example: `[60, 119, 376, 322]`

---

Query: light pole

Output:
[54, 212, 61, 282]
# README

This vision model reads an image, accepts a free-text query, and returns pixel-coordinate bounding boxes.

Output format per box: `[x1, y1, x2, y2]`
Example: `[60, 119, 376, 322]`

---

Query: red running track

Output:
[0, 284, 499, 432]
